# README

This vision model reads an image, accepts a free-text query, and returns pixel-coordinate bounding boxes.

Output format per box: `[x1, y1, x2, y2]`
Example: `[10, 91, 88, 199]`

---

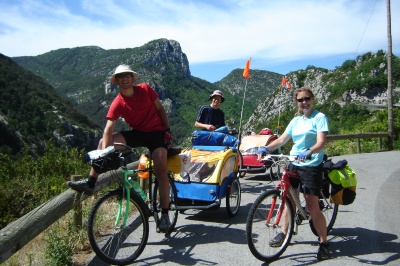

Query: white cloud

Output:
[0, 0, 398, 67]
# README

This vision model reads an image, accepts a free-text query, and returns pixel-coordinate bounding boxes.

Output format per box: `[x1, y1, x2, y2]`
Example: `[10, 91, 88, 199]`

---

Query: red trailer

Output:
[238, 128, 278, 177]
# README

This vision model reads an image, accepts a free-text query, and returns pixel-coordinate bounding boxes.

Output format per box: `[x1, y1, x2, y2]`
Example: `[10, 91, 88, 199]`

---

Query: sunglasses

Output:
[297, 96, 312, 103]
[116, 73, 133, 79]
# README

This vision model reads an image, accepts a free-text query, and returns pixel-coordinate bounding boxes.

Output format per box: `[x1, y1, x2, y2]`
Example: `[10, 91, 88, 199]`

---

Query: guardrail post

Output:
[357, 138, 361, 153]
[71, 175, 82, 229]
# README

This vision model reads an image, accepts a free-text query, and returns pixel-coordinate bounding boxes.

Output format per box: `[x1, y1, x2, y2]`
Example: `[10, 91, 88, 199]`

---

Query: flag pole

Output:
[239, 57, 251, 140]
[238, 78, 248, 140]
[277, 86, 282, 128]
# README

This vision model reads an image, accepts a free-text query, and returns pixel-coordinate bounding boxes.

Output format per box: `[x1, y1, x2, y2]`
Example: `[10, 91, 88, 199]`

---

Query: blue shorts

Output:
[287, 163, 323, 196]
[120, 130, 166, 154]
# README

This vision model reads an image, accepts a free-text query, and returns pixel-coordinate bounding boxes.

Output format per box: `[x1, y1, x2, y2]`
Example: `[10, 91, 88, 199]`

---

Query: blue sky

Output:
[0, 0, 399, 82]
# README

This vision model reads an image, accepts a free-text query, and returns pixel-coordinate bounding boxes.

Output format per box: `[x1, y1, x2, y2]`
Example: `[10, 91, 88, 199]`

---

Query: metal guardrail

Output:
[0, 132, 389, 263]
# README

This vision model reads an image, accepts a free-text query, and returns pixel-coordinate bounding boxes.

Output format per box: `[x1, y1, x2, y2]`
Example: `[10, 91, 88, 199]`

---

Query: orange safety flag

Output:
[281, 76, 291, 89]
[281, 76, 287, 87]
[243, 58, 251, 79]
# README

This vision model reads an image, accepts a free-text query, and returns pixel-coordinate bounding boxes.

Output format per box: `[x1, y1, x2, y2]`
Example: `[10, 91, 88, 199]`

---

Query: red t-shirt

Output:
[106, 83, 164, 132]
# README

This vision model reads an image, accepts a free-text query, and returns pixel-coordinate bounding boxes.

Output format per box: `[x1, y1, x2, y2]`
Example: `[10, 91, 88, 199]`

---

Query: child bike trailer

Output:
[167, 145, 241, 217]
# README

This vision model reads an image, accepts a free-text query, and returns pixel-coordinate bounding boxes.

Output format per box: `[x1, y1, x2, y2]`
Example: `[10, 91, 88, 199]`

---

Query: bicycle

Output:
[246, 154, 339, 262]
[86, 142, 180, 265]
[87, 143, 241, 265]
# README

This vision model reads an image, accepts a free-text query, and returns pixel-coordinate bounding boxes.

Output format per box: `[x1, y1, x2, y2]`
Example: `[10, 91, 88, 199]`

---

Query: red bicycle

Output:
[246, 154, 338, 262]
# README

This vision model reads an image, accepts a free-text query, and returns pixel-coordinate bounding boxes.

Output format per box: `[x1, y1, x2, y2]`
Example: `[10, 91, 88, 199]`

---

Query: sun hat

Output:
[209, 90, 225, 103]
[110, 64, 139, 85]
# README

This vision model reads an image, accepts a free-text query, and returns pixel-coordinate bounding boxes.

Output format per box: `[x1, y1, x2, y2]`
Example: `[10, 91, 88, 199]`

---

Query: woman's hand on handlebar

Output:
[298, 149, 312, 161]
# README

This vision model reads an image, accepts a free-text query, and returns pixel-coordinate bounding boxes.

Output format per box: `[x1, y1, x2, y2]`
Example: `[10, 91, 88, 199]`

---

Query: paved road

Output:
[86, 151, 400, 266]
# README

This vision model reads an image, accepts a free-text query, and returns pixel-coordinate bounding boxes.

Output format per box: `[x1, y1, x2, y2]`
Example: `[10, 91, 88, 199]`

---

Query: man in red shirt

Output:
[68, 64, 174, 233]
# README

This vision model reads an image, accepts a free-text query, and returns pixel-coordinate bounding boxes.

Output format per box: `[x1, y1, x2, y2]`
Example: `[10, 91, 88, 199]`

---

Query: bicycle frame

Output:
[268, 164, 309, 230]
[115, 158, 154, 228]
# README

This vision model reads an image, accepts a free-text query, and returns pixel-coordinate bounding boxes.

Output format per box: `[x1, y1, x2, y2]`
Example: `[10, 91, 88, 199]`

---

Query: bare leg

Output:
[152, 147, 170, 209]
[280, 189, 298, 235]
[305, 194, 327, 243]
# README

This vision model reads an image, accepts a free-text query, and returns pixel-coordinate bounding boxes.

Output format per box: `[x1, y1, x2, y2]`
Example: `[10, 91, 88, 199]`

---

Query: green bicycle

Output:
[86, 142, 180, 265]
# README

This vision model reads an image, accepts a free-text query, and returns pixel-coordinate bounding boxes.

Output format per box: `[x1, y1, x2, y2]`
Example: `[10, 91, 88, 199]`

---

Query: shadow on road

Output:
[274, 226, 400, 266]
[329, 227, 400, 265]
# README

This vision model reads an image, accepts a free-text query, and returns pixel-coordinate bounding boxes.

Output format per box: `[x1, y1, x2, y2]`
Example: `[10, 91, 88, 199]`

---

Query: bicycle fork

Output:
[114, 185, 131, 229]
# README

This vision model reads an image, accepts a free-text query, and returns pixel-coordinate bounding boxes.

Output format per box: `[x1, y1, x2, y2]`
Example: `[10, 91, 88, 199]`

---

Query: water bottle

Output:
[129, 176, 147, 200]
[138, 154, 149, 179]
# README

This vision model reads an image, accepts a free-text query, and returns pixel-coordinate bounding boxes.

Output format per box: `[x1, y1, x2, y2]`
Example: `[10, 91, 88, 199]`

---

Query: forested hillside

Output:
[244, 50, 400, 154]
[0, 54, 101, 155]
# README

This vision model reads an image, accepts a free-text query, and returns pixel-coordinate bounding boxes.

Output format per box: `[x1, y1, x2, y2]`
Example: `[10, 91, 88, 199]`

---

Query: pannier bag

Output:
[330, 185, 356, 205]
[326, 160, 357, 205]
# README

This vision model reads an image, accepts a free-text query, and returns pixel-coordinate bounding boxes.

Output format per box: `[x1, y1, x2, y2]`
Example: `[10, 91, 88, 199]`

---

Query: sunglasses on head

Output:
[297, 96, 312, 103]
[116, 73, 133, 79]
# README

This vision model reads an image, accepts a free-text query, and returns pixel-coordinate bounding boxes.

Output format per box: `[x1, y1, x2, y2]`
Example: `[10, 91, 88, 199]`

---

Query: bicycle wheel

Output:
[87, 188, 149, 265]
[152, 176, 178, 234]
[237, 151, 246, 178]
[309, 192, 339, 236]
[246, 190, 294, 262]
[226, 177, 241, 217]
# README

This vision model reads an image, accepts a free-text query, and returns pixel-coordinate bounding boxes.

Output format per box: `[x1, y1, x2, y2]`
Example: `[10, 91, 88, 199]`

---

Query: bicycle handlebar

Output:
[87, 143, 135, 160]
[261, 154, 298, 162]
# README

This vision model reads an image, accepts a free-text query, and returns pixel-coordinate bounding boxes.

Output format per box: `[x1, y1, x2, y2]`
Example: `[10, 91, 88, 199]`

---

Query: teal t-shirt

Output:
[285, 110, 329, 167]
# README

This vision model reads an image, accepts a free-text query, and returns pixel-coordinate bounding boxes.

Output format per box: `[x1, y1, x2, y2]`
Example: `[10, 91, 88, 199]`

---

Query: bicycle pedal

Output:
[295, 213, 303, 225]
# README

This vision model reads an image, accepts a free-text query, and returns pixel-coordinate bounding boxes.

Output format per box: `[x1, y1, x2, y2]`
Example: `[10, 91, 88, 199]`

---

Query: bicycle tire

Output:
[152, 176, 178, 234]
[237, 150, 246, 178]
[226, 177, 241, 217]
[246, 190, 294, 262]
[87, 188, 149, 265]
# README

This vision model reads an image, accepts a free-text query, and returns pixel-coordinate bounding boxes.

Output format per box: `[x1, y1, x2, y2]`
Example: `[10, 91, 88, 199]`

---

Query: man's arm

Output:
[153, 98, 170, 129]
[102, 119, 117, 149]
[195, 121, 215, 131]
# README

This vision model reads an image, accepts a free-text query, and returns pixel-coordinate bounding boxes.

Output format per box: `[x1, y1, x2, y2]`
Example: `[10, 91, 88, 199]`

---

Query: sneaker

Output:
[158, 214, 171, 233]
[317, 242, 331, 260]
[269, 232, 286, 247]
[67, 179, 95, 196]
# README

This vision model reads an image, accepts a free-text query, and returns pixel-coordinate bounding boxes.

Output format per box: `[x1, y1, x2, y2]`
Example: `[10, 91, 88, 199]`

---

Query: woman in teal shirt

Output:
[256, 87, 330, 260]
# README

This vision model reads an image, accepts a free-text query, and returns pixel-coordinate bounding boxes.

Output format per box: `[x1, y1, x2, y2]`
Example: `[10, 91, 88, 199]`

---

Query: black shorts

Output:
[288, 163, 323, 196]
[120, 130, 166, 154]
